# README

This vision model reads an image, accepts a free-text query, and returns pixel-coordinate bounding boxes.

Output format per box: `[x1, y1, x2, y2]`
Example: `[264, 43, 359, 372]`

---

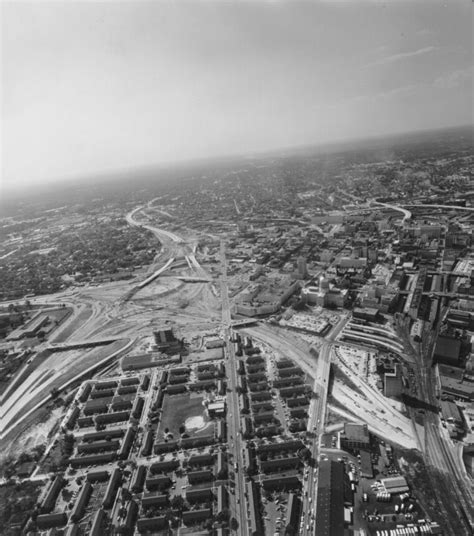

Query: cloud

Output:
[367, 46, 437, 67]
[433, 66, 473, 89]
[350, 84, 418, 103]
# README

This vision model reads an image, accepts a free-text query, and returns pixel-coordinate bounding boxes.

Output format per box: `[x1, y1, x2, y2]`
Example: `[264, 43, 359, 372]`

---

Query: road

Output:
[240, 318, 347, 536]
[220, 240, 249, 536]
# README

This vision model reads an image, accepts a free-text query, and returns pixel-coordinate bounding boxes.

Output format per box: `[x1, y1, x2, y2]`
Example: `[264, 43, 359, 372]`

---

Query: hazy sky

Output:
[2, 1, 473, 192]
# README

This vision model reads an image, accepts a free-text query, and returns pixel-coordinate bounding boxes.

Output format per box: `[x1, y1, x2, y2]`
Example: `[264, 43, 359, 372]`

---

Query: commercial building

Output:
[440, 400, 463, 426]
[436, 364, 474, 401]
[359, 450, 373, 479]
[315, 460, 350, 536]
[434, 336, 461, 366]
[381, 476, 409, 494]
[340, 423, 370, 450]
[384, 365, 403, 398]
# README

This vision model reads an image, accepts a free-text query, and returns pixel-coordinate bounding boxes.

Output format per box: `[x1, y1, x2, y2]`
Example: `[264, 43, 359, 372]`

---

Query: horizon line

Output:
[2, 122, 473, 199]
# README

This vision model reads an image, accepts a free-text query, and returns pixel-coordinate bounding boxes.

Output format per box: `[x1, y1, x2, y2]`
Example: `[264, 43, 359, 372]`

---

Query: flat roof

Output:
[381, 476, 408, 489]
[343, 423, 369, 443]
[434, 336, 461, 360]
[359, 450, 373, 478]
[315, 460, 345, 536]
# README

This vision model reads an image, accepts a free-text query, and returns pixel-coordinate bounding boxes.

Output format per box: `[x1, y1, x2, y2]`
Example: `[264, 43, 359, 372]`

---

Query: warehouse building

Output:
[381, 476, 409, 494]
[440, 400, 463, 426]
[315, 460, 349, 536]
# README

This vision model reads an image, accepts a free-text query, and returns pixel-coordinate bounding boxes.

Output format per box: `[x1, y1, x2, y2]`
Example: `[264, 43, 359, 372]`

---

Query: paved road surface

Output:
[220, 240, 249, 536]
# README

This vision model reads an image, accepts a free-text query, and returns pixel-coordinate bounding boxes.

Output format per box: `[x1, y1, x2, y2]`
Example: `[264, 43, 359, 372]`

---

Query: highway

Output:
[220, 240, 249, 536]
[241, 317, 348, 536]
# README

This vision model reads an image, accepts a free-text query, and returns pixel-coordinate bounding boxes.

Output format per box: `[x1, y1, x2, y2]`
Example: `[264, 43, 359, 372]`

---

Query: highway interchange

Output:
[3, 200, 473, 535]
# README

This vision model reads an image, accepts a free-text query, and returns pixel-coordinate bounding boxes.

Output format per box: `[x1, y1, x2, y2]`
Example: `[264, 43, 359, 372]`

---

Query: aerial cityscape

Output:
[1, 2, 473, 536]
[1, 124, 473, 536]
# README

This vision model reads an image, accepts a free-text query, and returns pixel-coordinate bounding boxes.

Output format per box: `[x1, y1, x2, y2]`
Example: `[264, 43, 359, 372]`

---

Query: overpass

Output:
[404, 203, 474, 212]
[177, 276, 212, 283]
[46, 338, 119, 352]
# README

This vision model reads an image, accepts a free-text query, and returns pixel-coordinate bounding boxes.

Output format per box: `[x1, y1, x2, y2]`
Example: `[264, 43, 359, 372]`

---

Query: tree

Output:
[170, 495, 184, 510]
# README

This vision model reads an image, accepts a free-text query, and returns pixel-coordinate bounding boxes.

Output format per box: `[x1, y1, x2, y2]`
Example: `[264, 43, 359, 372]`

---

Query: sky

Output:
[2, 1, 473, 193]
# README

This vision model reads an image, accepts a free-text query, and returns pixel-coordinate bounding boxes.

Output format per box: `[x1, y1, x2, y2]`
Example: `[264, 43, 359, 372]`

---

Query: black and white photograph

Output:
[1, 1, 473, 535]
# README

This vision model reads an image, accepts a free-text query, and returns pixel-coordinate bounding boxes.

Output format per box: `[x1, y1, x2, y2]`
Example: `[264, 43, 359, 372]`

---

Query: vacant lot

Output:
[158, 393, 209, 440]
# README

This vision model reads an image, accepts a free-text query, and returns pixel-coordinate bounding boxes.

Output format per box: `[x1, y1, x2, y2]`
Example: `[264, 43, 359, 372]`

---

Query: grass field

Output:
[158, 393, 209, 440]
